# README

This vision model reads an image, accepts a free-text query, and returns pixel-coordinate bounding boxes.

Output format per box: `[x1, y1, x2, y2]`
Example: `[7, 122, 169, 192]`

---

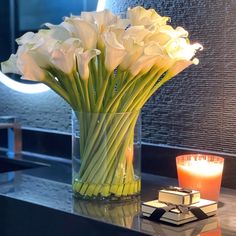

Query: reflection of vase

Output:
[72, 110, 141, 201]
[73, 197, 141, 228]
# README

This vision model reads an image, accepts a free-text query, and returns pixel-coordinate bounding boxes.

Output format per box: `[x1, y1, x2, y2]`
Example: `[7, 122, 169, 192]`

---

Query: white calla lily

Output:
[16, 46, 46, 81]
[122, 26, 151, 43]
[64, 18, 97, 49]
[129, 42, 165, 76]
[1, 54, 21, 75]
[76, 48, 100, 80]
[1, 43, 49, 81]
[81, 9, 130, 49]
[146, 25, 189, 46]
[167, 59, 199, 78]
[102, 31, 127, 72]
[128, 6, 169, 28]
[165, 38, 203, 61]
[129, 55, 157, 76]
[119, 38, 144, 71]
[50, 38, 81, 74]
[44, 23, 71, 41]
[16, 32, 38, 45]
[81, 9, 118, 33]
[19, 55, 45, 81]
[16, 31, 55, 69]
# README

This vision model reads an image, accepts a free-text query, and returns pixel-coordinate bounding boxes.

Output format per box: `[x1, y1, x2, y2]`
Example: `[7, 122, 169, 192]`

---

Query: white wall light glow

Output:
[96, 0, 106, 11]
[0, 71, 49, 94]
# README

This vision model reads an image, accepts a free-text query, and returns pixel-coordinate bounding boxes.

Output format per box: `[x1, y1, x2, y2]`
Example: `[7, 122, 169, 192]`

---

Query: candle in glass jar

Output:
[176, 154, 224, 201]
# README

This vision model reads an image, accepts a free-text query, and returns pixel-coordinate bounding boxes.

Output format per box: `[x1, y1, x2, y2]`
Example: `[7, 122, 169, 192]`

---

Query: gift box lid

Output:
[158, 188, 200, 206]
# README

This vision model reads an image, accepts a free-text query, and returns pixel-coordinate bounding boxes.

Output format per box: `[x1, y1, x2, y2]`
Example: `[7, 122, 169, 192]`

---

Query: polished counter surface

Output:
[0, 154, 236, 236]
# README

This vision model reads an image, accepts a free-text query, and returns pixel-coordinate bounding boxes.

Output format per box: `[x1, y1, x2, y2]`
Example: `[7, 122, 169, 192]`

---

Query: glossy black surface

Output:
[0, 154, 236, 236]
[0, 195, 148, 236]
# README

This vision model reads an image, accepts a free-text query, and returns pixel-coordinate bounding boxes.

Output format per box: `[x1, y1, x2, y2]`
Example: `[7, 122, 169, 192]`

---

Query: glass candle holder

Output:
[176, 154, 224, 201]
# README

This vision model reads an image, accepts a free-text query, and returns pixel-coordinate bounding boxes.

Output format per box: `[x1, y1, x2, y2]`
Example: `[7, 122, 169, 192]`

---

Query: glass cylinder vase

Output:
[72, 110, 141, 201]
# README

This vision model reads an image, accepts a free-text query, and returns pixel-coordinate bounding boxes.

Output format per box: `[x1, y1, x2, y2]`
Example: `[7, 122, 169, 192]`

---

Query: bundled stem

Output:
[45, 53, 175, 199]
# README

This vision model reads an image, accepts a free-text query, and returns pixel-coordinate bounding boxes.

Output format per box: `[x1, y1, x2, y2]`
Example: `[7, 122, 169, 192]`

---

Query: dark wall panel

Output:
[0, 0, 11, 61]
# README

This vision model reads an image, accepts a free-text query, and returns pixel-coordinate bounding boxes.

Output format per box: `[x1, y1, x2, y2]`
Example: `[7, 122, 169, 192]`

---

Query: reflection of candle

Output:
[200, 227, 222, 236]
[176, 154, 224, 201]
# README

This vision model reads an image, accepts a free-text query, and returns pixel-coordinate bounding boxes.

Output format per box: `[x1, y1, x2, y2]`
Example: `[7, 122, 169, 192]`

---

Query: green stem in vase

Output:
[75, 111, 140, 197]
[73, 65, 177, 199]
[81, 68, 157, 163]
[79, 73, 144, 167]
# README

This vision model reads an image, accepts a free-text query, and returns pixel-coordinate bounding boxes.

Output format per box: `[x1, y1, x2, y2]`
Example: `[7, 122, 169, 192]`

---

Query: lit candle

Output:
[176, 154, 224, 201]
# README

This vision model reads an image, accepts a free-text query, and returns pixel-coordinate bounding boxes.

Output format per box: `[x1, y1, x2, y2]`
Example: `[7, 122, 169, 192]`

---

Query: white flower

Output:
[76, 49, 100, 80]
[44, 23, 72, 41]
[0, 6, 203, 111]
[17, 45, 46, 81]
[122, 26, 151, 43]
[165, 38, 203, 61]
[81, 9, 130, 49]
[1, 54, 21, 75]
[167, 59, 199, 77]
[128, 6, 169, 28]
[129, 42, 165, 76]
[16, 32, 38, 45]
[19, 57, 45, 82]
[50, 38, 81, 74]
[102, 31, 127, 72]
[1, 42, 48, 82]
[119, 38, 144, 71]
[146, 25, 188, 46]
[81, 9, 118, 33]
[64, 18, 97, 49]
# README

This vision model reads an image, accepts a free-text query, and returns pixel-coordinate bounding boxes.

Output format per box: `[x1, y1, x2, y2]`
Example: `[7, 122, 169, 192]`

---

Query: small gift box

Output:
[158, 187, 200, 206]
[142, 199, 217, 225]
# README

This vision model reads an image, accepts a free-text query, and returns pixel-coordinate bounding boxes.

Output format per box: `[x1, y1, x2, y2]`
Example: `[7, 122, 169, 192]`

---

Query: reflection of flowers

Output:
[1, 6, 202, 199]
[73, 198, 140, 228]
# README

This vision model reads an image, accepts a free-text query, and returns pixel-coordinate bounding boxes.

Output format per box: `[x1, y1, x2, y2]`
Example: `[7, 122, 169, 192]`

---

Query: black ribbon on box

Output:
[149, 204, 208, 222]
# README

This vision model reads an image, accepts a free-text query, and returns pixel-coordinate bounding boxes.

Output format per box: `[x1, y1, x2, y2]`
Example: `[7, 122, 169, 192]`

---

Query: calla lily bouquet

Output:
[1, 6, 202, 199]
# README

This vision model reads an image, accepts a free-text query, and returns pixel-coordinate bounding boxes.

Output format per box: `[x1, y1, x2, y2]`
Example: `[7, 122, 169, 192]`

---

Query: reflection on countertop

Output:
[0, 153, 235, 236]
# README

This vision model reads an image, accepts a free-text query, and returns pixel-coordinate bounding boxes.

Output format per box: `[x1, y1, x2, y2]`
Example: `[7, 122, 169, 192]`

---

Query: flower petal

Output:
[17, 46, 45, 81]
[102, 31, 127, 72]
[76, 49, 100, 80]
[81, 9, 118, 32]
[167, 59, 196, 77]
[119, 38, 144, 70]
[16, 32, 36, 45]
[165, 38, 203, 61]
[50, 38, 81, 73]
[1, 54, 21, 74]
[129, 42, 165, 76]
[128, 6, 169, 27]
[65, 18, 97, 49]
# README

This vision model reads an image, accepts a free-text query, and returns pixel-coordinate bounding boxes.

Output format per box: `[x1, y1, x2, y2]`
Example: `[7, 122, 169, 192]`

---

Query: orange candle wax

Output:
[176, 154, 224, 201]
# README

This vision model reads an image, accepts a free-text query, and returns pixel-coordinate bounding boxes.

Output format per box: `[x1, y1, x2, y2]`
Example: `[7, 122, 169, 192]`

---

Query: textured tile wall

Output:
[0, 84, 71, 133]
[0, 0, 236, 155]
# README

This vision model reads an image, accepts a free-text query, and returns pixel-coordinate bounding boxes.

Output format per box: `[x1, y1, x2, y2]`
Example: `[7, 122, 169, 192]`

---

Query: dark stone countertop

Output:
[0, 154, 236, 236]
